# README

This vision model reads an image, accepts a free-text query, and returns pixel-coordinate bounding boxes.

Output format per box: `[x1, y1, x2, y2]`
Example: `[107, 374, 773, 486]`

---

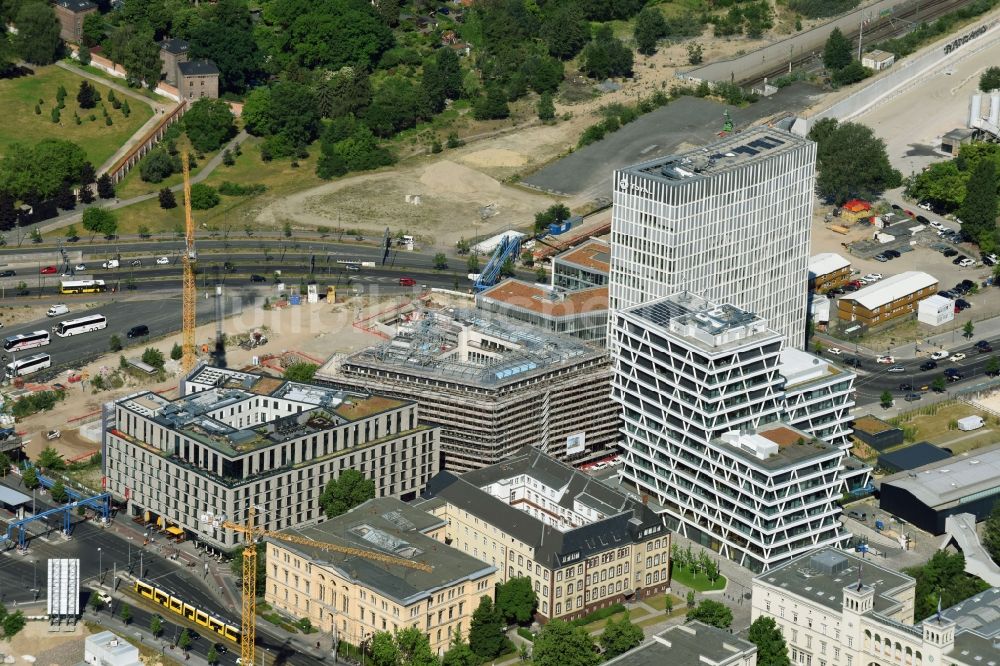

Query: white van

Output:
[102, 259, 119, 269]
[46, 304, 69, 317]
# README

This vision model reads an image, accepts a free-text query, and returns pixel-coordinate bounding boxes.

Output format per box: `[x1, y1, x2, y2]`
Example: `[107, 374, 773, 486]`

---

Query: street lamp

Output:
[127, 536, 132, 573]
[98, 547, 103, 585]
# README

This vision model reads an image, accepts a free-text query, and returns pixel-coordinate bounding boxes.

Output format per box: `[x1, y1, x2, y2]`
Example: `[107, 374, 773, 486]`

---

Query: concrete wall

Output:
[801, 18, 1000, 132]
[679, 0, 916, 85]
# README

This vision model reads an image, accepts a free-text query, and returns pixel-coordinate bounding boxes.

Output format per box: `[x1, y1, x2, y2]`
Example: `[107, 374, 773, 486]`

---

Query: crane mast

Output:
[181, 150, 197, 373]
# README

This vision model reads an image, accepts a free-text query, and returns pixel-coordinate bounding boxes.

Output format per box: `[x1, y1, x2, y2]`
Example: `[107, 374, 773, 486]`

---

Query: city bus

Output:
[6, 353, 51, 378]
[60, 279, 107, 294]
[3, 330, 50, 352]
[54, 314, 107, 338]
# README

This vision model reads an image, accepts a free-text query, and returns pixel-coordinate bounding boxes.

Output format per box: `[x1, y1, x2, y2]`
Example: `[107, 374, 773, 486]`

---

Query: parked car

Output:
[876, 355, 895, 364]
[918, 202, 932, 211]
[156, 256, 170, 265]
[930, 220, 944, 230]
[884, 249, 901, 258]
[904, 393, 922, 402]
[842, 284, 859, 292]
[40, 265, 57, 274]
[943, 249, 958, 258]
[953, 256, 966, 265]
[864, 273, 883, 281]
[887, 365, 906, 373]
[960, 258, 976, 267]
[916, 215, 930, 224]
[950, 353, 966, 362]
[938, 291, 954, 299]
[919, 360, 938, 371]
[955, 298, 971, 310]
[874, 254, 888, 262]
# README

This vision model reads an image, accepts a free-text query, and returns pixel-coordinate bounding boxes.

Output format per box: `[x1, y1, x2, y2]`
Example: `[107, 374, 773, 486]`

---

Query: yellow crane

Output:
[180, 149, 197, 372]
[217, 507, 433, 666]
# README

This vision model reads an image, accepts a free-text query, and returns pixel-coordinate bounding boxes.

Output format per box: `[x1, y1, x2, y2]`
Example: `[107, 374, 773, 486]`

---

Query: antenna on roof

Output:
[856, 554, 863, 591]
[936, 595, 942, 622]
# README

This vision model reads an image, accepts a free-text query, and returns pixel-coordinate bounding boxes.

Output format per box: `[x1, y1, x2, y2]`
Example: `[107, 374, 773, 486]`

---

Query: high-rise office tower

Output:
[609, 127, 815, 349]
[612, 293, 854, 572]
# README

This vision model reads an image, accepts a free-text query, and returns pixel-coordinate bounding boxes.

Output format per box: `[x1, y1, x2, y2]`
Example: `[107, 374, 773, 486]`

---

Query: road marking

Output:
[639, 144, 659, 155]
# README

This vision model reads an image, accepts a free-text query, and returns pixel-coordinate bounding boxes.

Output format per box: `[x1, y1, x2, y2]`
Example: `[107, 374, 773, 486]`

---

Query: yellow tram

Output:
[134, 579, 240, 643]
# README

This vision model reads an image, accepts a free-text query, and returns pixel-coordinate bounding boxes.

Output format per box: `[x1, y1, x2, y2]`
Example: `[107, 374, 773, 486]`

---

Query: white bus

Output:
[3, 330, 51, 352]
[6, 353, 51, 378]
[55, 314, 107, 337]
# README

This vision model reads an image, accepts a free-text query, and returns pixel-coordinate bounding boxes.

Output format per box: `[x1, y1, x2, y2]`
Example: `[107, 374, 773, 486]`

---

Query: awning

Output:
[165, 526, 183, 536]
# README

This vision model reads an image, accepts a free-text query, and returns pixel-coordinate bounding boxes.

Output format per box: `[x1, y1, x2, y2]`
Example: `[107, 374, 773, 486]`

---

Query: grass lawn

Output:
[114, 133, 224, 200]
[580, 606, 649, 634]
[644, 592, 685, 611]
[670, 566, 727, 592]
[0, 65, 153, 166]
[894, 402, 996, 454]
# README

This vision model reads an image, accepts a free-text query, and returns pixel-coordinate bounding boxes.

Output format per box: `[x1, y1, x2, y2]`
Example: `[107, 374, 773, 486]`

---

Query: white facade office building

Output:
[610, 127, 815, 349]
[612, 293, 856, 572]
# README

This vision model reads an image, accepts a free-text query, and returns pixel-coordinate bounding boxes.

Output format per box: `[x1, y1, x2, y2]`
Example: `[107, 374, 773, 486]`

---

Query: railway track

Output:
[741, 0, 976, 88]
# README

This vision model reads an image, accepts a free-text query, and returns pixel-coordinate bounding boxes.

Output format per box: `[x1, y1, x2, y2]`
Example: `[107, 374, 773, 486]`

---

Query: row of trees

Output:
[905, 142, 999, 253]
[671, 543, 721, 583]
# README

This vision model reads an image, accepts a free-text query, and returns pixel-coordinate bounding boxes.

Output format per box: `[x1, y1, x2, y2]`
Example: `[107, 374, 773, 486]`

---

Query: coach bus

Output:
[54, 314, 107, 338]
[60, 279, 107, 295]
[3, 330, 51, 352]
[6, 353, 51, 378]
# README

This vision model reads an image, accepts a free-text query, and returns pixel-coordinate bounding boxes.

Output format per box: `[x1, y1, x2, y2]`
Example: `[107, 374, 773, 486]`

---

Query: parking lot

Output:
[811, 204, 1000, 342]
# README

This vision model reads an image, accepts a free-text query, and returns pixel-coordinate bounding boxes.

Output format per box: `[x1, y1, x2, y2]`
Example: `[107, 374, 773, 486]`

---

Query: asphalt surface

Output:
[0, 478, 327, 666]
[520, 83, 824, 200]
[828, 337, 999, 405]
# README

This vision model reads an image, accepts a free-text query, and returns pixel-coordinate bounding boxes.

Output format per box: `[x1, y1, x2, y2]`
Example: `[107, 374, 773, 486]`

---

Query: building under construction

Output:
[317, 308, 619, 472]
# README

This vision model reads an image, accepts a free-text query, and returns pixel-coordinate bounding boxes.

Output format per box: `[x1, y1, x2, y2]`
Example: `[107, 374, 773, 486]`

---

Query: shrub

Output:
[569, 603, 627, 627]
[218, 181, 266, 196]
[189, 184, 220, 210]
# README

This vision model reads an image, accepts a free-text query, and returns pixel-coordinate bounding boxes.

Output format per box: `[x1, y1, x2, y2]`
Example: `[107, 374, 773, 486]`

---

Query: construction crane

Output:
[181, 149, 197, 373]
[213, 506, 433, 666]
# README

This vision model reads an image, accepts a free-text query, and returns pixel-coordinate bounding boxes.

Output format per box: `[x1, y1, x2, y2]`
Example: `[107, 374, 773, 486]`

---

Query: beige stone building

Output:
[178, 59, 220, 100]
[416, 449, 671, 622]
[103, 365, 439, 550]
[266, 497, 497, 656]
[54, 0, 97, 43]
[752, 548, 1000, 666]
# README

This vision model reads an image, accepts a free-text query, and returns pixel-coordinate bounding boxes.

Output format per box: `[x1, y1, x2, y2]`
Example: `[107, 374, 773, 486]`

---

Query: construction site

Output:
[317, 306, 620, 472]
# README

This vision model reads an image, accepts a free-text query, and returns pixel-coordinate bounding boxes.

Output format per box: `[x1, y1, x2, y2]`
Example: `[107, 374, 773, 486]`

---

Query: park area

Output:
[0, 65, 153, 167]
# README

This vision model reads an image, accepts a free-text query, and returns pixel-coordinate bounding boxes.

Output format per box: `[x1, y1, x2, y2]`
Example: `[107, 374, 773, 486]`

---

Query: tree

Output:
[189, 184, 220, 210]
[207, 644, 219, 665]
[178, 628, 192, 651]
[466, 254, 480, 273]
[82, 207, 117, 241]
[984, 500, 1000, 564]
[139, 148, 180, 183]
[664, 596, 674, 614]
[748, 616, 790, 666]
[1, 610, 24, 639]
[81, 11, 104, 47]
[371, 631, 399, 666]
[242, 81, 320, 155]
[122, 29, 161, 89]
[157, 187, 177, 210]
[49, 480, 68, 503]
[14, 2, 61, 65]
[170, 342, 183, 361]
[120, 603, 132, 625]
[320, 469, 375, 518]
[687, 599, 733, 629]
[600, 612, 643, 658]
[687, 42, 704, 65]
[109, 335, 122, 352]
[184, 99, 237, 152]
[229, 542, 266, 590]
[495, 577, 537, 625]
[0, 452, 11, 477]
[56, 181, 76, 210]
[0, 139, 90, 201]
[141, 347, 165, 370]
[38, 445, 65, 470]
[78, 44, 91, 66]
[808, 119, 901, 204]
[964, 320, 975, 339]
[880, 390, 893, 408]
[980, 66, 1000, 92]
[188, 0, 262, 94]
[442, 632, 478, 666]
[433, 253, 448, 270]
[957, 158, 997, 246]
[986, 356, 1000, 377]
[96, 174, 115, 199]
[537, 92, 555, 121]
[635, 7, 668, 55]
[533, 619, 599, 666]
[932, 376, 947, 392]
[823, 28, 852, 71]
[473, 84, 510, 121]
[88, 591, 106, 613]
[22, 466, 40, 490]
[541, 2, 589, 60]
[395, 626, 438, 666]
[149, 614, 162, 638]
[534, 203, 571, 233]
[469, 596, 506, 659]
[904, 550, 991, 620]
[284, 362, 318, 382]
[833, 60, 871, 86]
[580, 26, 633, 80]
